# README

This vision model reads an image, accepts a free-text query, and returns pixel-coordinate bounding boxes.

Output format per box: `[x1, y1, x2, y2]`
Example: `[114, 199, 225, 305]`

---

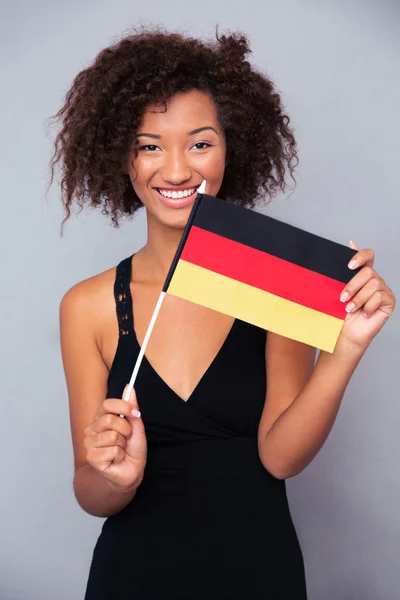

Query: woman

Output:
[51, 27, 395, 598]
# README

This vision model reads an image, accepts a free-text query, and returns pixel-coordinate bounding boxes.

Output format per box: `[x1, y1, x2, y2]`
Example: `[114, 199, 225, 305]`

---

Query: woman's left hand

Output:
[336, 241, 396, 352]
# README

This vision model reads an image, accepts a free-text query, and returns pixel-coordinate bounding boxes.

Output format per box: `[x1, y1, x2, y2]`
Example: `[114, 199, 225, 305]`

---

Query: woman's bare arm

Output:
[257, 333, 363, 479]
[60, 280, 141, 517]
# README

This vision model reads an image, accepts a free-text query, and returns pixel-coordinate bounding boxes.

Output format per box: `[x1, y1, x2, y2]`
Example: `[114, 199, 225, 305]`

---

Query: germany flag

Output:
[163, 193, 360, 352]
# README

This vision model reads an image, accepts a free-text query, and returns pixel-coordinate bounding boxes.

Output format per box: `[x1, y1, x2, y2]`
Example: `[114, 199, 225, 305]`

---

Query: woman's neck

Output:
[135, 215, 185, 284]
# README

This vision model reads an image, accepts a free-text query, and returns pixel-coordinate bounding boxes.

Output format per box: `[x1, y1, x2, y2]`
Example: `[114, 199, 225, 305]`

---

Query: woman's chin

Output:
[147, 206, 192, 232]
[163, 211, 191, 231]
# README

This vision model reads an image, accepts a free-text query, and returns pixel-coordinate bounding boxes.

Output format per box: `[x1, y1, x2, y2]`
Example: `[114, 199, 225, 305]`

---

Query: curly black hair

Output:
[48, 26, 298, 229]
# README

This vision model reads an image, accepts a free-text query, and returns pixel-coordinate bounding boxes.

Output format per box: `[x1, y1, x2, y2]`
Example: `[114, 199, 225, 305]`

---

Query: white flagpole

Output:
[122, 179, 207, 408]
[123, 290, 166, 403]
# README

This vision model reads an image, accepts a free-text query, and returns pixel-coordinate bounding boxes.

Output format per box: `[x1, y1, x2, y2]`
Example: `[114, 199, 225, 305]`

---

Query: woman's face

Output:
[128, 89, 227, 230]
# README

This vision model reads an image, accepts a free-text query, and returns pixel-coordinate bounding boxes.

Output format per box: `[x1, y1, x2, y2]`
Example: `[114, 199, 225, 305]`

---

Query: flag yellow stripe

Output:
[168, 260, 343, 353]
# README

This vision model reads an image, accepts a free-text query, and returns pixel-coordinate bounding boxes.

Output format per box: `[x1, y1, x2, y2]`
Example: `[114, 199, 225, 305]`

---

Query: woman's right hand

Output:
[83, 385, 147, 491]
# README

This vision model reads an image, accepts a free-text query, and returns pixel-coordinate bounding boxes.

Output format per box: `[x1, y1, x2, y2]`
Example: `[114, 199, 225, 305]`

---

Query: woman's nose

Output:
[162, 151, 192, 184]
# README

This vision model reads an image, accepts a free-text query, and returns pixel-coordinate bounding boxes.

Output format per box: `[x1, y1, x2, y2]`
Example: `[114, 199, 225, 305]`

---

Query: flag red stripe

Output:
[181, 226, 348, 320]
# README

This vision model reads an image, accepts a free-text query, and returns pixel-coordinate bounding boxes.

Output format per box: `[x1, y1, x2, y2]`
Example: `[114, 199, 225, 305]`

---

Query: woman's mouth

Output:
[153, 186, 200, 208]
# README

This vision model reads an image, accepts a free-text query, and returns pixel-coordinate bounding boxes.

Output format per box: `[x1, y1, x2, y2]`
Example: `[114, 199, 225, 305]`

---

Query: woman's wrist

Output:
[330, 336, 368, 363]
[105, 471, 144, 495]
[73, 463, 142, 517]
[316, 337, 366, 383]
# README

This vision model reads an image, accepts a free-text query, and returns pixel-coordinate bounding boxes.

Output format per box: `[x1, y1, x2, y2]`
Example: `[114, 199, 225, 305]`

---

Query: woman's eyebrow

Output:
[136, 126, 219, 139]
[188, 126, 219, 136]
[136, 133, 161, 139]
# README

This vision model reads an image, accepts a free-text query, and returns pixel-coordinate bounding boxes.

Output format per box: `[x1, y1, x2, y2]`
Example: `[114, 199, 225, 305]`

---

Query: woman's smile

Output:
[152, 184, 202, 209]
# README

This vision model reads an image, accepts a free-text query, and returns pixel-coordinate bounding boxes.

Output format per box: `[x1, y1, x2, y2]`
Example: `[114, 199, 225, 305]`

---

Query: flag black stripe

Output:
[194, 194, 359, 284]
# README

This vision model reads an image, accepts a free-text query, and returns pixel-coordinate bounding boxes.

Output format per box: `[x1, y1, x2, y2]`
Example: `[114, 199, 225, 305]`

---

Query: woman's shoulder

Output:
[59, 259, 122, 327]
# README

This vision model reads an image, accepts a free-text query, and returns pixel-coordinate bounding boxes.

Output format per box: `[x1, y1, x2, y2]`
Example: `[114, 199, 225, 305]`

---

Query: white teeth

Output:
[158, 187, 196, 199]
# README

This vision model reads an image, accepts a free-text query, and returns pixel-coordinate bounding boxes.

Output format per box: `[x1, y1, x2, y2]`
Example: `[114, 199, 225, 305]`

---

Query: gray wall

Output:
[1, 1, 399, 598]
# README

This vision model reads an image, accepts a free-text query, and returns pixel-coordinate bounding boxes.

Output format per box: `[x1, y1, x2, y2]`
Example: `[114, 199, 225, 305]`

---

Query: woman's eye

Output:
[139, 144, 160, 152]
[193, 142, 211, 150]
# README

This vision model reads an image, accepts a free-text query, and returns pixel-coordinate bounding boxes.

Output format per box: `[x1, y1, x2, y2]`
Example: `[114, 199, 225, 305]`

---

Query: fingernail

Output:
[363, 312, 369, 319]
[348, 260, 357, 269]
[131, 409, 141, 418]
[340, 292, 349, 302]
[346, 302, 355, 313]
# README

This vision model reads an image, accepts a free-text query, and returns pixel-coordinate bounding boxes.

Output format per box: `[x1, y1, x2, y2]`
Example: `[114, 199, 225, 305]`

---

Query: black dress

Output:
[84, 255, 307, 599]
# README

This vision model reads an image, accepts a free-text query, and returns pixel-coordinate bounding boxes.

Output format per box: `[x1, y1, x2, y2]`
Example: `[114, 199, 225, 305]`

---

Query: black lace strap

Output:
[114, 255, 134, 337]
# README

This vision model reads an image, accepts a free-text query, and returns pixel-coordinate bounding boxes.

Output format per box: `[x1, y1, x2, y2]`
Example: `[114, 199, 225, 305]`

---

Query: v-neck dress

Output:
[84, 255, 307, 599]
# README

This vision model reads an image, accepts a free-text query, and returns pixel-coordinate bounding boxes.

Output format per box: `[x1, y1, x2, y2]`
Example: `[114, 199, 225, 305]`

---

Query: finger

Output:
[362, 292, 386, 318]
[89, 413, 132, 437]
[95, 398, 135, 420]
[87, 446, 125, 472]
[340, 266, 377, 303]
[87, 430, 128, 451]
[347, 247, 375, 270]
[363, 289, 395, 319]
[120, 385, 141, 420]
[349, 240, 359, 250]
[123, 385, 141, 415]
[342, 276, 383, 314]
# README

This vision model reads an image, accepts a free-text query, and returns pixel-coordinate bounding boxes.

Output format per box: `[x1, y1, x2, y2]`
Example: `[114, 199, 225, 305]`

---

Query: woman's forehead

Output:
[139, 90, 219, 131]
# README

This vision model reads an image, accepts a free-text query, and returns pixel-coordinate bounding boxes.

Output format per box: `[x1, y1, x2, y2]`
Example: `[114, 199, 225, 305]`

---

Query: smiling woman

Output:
[50, 25, 311, 600]
[129, 90, 227, 229]
[48, 26, 297, 232]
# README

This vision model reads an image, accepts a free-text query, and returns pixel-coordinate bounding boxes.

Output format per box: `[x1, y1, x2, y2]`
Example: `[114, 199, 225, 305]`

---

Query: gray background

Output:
[1, 0, 399, 598]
